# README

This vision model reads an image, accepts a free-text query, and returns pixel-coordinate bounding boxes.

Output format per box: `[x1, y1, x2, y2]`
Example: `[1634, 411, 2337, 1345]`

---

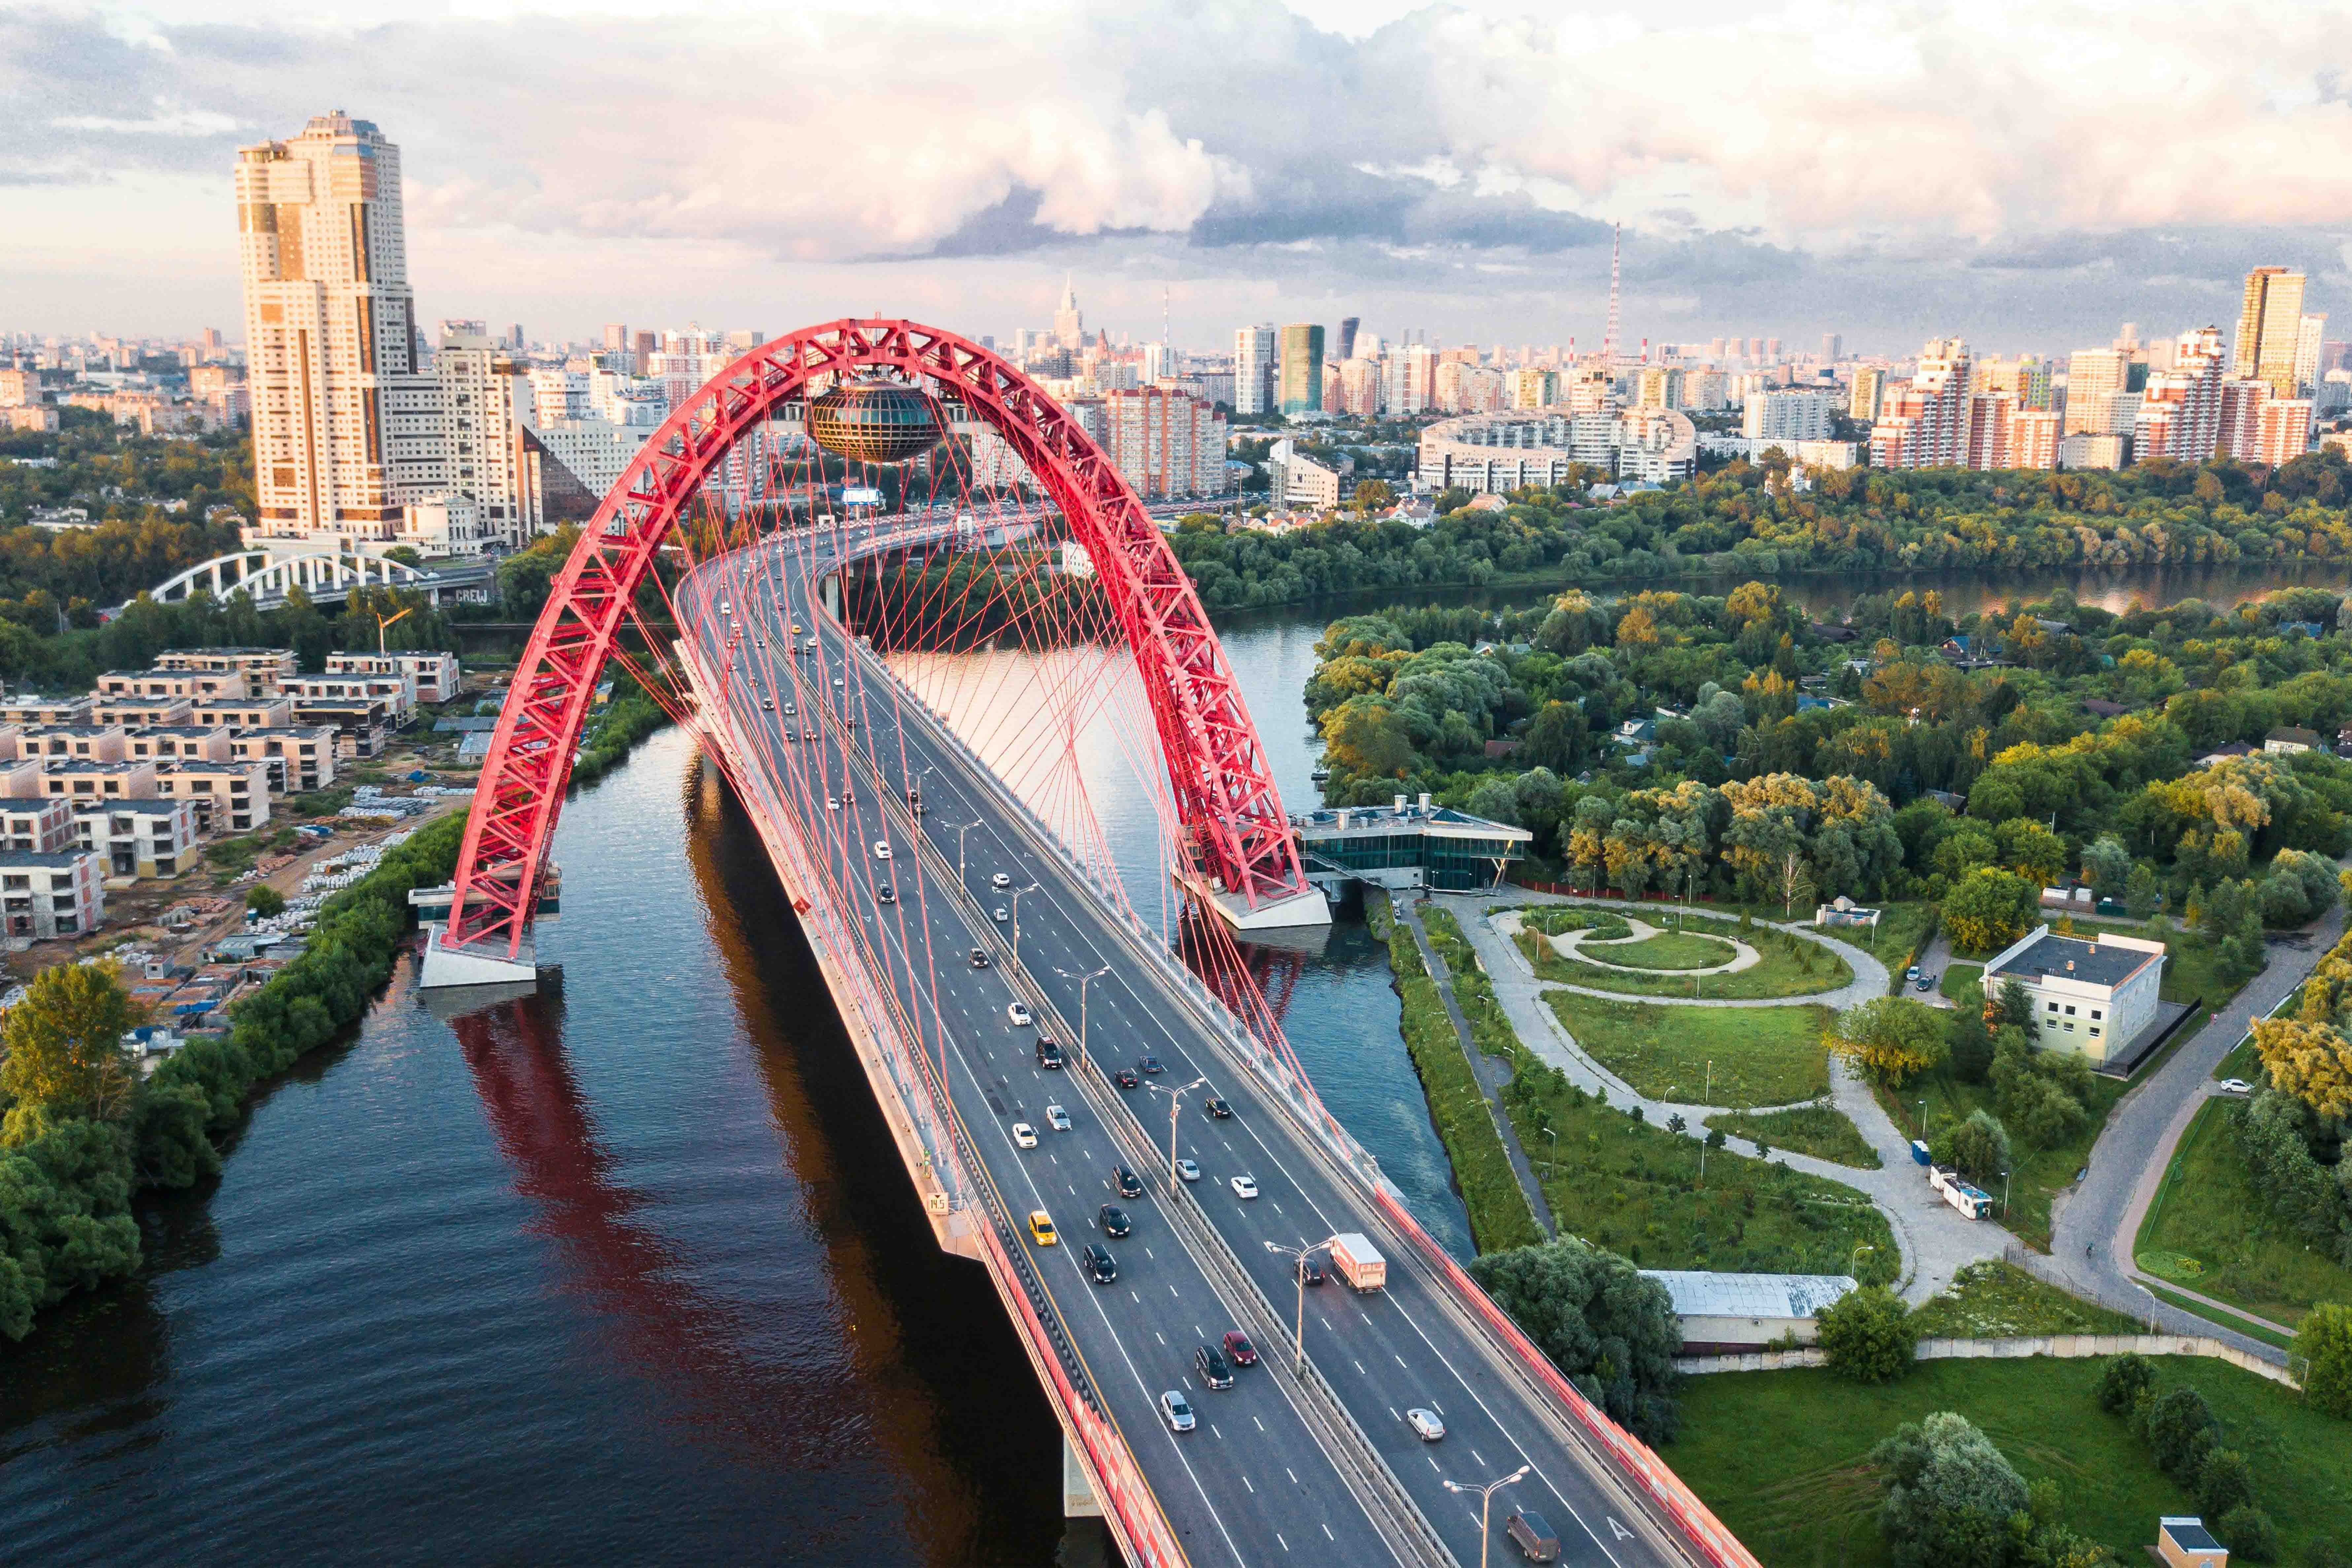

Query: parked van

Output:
[1504, 1510, 1560, 1562]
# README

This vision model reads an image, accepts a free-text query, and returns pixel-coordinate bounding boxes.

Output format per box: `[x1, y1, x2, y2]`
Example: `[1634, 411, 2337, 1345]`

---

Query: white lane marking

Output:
[1211, 1424, 1222, 1439]
[1472, 1449, 1486, 1467]
[1610, 1518, 1635, 1541]
[1243, 1476, 1254, 1493]
[1285, 1468, 1298, 1486]
[1353, 1359, 1366, 1375]
[1252, 1415, 1265, 1433]
[1394, 1353, 1408, 1368]
[1277, 1534, 1288, 1553]
[1322, 1524, 1335, 1542]
[1155, 1331, 1165, 1345]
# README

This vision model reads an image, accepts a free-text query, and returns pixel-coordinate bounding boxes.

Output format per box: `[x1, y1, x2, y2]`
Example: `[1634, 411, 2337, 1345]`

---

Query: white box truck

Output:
[1330, 1233, 1387, 1293]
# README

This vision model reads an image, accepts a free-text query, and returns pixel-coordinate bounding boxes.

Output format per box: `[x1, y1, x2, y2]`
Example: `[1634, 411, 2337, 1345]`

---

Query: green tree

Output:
[2096, 1352, 2156, 1414]
[1944, 868, 2040, 954]
[2136, 1384, 2220, 1484]
[0, 962, 141, 1129]
[2079, 834, 2132, 900]
[1870, 1410, 2026, 1568]
[1943, 1109, 2012, 1187]
[1467, 1237, 1682, 1442]
[2294, 1302, 2352, 1419]
[2124, 862, 2163, 921]
[1820, 1284, 1915, 1382]
[1826, 996, 1949, 1086]
[246, 884, 287, 918]
[2217, 1506, 2279, 1563]
[2196, 1448, 2256, 1521]
[1946, 996, 1995, 1084]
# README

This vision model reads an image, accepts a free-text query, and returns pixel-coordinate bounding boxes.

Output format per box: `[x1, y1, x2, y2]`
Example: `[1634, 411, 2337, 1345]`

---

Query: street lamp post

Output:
[949, 818, 984, 885]
[1262, 1236, 1342, 1374]
[2001, 1168, 2012, 1217]
[1851, 1243, 1875, 1279]
[1008, 881, 1040, 956]
[1055, 963, 1111, 1072]
[1443, 1465, 1532, 1568]
[1148, 1075, 1210, 1196]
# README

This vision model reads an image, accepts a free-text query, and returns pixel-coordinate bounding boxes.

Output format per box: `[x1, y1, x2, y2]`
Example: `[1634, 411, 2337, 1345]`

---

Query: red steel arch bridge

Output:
[423, 320, 1760, 1568]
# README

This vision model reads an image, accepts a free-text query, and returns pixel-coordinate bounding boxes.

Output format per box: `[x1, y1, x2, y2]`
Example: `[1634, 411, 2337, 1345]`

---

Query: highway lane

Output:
[677, 535, 1416, 1567]
[681, 522, 1703, 1568]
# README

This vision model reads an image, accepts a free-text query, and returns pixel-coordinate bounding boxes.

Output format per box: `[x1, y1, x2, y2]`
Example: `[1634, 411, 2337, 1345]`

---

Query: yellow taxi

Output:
[1027, 1210, 1058, 1246]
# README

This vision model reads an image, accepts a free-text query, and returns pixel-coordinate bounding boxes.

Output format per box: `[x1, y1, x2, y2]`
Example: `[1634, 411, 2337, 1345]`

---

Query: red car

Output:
[1221, 1330, 1258, 1368]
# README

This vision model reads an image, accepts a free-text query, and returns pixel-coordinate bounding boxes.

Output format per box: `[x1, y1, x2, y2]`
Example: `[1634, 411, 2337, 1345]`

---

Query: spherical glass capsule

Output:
[803, 378, 946, 463]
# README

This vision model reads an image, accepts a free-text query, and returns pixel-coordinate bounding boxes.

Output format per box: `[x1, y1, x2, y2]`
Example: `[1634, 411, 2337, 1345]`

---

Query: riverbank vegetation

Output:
[0, 815, 465, 1342]
[1175, 448, 2352, 613]
[1672, 1356, 2352, 1565]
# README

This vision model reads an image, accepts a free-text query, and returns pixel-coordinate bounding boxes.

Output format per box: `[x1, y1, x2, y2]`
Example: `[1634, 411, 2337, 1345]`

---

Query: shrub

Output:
[2197, 1447, 2257, 1521]
[2095, 1352, 2156, 1414]
[1869, 1411, 2027, 1568]
[2293, 1301, 2352, 1419]
[2136, 1385, 2220, 1485]
[245, 884, 287, 918]
[1941, 1109, 2012, 1188]
[2219, 1505, 2280, 1564]
[1819, 1284, 1915, 1382]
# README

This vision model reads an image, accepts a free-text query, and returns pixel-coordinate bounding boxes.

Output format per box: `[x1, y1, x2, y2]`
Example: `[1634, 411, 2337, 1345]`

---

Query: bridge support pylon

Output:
[419, 923, 541, 990]
[1062, 1431, 1104, 1520]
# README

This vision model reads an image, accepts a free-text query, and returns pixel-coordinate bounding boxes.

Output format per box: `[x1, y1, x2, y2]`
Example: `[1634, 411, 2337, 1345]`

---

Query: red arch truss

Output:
[445, 318, 1307, 956]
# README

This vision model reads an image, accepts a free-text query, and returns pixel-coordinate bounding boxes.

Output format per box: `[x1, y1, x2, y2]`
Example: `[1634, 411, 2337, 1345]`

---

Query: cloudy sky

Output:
[5, 0, 2351, 358]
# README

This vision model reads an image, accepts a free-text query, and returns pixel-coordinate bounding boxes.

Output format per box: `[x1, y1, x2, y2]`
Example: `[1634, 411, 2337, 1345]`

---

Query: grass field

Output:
[1871, 1066, 2132, 1252]
[1938, 962, 1982, 1003]
[1703, 1104, 1882, 1168]
[1671, 1356, 2352, 1565]
[1502, 1071, 1895, 1281]
[1550, 993, 1832, 1107]
[1582, 930, 1741, 970]
[1905, 1260, 2144, 1338]
[1371, 894, 1544, 1253]
[2135, 1097, 2351, 1334]
[1518, 916, 1852, 1000]
[1871, 902, 1940, 991]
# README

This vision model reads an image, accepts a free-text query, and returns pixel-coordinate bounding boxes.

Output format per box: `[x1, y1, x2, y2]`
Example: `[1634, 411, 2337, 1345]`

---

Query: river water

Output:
[4, 556, 2344, 1565]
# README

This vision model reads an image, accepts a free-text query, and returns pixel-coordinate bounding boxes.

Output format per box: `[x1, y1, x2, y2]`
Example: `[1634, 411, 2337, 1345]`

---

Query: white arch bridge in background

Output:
[129, 550, 497, 614]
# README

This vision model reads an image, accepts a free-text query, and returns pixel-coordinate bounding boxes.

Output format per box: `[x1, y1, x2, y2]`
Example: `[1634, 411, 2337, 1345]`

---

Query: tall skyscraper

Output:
[1336, 317, 1360, 363]
[602, 324, 629, 352]
[2234, 267, 2308, 398]
[2294, 314, 2328, 397]
[1232, 325, 1276, 415]
[2063, 348, 2130, 435]
[1869, 337, 1972, 469]
[2137, 326, 2227, 461]
[1820, 333, 1842, 362]
[1848, 366, 1888, 423]
[236, 110, 439, 546]
[1277, 323, 1325, 415]
[1054, 276, 1085, 351]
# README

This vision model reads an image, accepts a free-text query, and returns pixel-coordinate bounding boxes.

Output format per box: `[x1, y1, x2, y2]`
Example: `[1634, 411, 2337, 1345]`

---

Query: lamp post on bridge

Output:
[1147, 1075, 1210, 1197]
[1055, 963, 1111, 1072]
[1443, 1465, 1531, 1568]
[1261, 1235, 1342, 1375]
[948, 818, 984, 885]
[1008, 881, 1040, 957]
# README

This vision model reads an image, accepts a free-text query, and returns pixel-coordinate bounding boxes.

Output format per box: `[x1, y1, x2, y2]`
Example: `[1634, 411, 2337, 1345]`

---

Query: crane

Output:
[375, 604, 414, 655]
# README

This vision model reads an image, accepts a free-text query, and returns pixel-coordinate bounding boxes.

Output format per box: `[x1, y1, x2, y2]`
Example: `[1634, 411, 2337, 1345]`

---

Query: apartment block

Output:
[0, 798, 77, 853]
[2008, 409, 2062, 470]
[2062, 348, 2131, 436]
[98, 667, 253, 702]
[156, 760, 273, 834]
[1744, 390, 1835, 443]
[1847, 366, 1887, 423]
[153, 648, 299, 696]
[0, 850, 105, 939]
[75, 801, 199, 880]
[22, 726, 128, 763]
[90, 696, 196, 728]
[2255, 398, 2314, 466]
[1870, 338, 1973, 469]
[43, 760, 159, 803]
[125, 727, 236, 765]
[191, 698, 297, 732]
[2235, 267, 2308, 398]
[1100, 389, 1229, 500]
[228, 727, 339, 793]
[287, 671, 413, 725]
[0, 697, 94, 727]
[325, 650, 459, 704]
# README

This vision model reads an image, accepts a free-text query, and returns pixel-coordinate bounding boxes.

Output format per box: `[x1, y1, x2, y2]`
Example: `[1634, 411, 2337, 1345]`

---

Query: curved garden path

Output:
[1534, 915, 1763, 976]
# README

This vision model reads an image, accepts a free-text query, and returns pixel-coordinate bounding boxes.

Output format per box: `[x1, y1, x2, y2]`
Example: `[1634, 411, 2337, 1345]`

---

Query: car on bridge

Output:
[1159, 1391, 1195, 1433]
[1082, 1244, 1117, 1283]
[1221, 1331, 1258, 1368]
[1111, 1068, 1138, 1089]
[1203, 1097, 1231, 1119]
[969, 949, 990, 968]
[1230, 1175, 1259, 1199]
[1298, 1257, 1325, 1287]
[1045, 1105, 1071, 1132]
[872, 841, 891, 859]
[991, 872, 1012, 889]
[1137, 1056, 1163, 1075]
[1007, 1002, 1033, 1026]
[1011, 1122, 1038, 1148]
[1193, 1344, 1234, 1389]
[1036, 1039, 1064, 1069]
[761, 698, 774, 711]
[1405, 1407, 1445, 1442]
[1026, 1210, 1057, 1245]
[782, 703, 795, 716]
[827, 797, 840, 810]
[877, 886, 896, 904]
[1097, 1204, 1131, 1236]
[1114, 1166, 1143, 1199]
[993, 906, 1009, 923]
[1175, 1159, 1200, 1182]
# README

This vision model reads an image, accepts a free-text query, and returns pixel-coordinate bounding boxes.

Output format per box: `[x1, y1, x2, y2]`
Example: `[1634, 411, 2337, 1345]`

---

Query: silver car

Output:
[1405, 1407, 1445, 1441]
[1160, 1390, 1196, 1433]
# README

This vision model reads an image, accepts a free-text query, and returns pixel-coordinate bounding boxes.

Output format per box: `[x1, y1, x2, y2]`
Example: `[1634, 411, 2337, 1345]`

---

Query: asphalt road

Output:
[674, 520, 1699, 1568]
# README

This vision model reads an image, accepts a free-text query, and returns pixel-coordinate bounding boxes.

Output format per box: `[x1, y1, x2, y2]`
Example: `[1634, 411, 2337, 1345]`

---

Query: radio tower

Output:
[1162, 283, 1171, 349]
[1601, 221, 1621, 366]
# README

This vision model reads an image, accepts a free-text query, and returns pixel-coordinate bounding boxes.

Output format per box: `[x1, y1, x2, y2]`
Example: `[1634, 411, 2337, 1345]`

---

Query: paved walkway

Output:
[2023, 898, 2351, 1365]
[1445, 891, 2008, 1304]
[1394, 900, 1558, 1241]
[1539, 915, 1764, 976]
[1486, 894, 1890, 1011]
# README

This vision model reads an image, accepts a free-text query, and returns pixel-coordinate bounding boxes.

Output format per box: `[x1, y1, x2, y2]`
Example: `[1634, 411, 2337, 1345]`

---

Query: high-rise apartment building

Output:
[2136, 326, 2227, 461]
[1743, 390, 1834, 443]
[1232, 325, 1276, 416]
[1848, 366, 1887, 423]
[2234, 267, 2307, 398]
[2009, 409, 2062, 470]
[2294, 314, 2328, 398]
[1820, 333, 1842, 362]
[1975, 357, 2052, 411]
[1869, 338, 1972, 469]
[235, 111, 439, 546]
[1278, 323, 1325, 415]
[2063, 348, 2131, 435]
[1385, 343, 1435, 415]
[2255, 398, 2313, 466]
[429, 331, 534, 551]
[1336, 317, 1359, 363]
[1509, 368, 1558, 410]
[1337, 358, 1386, 416]
[602, 324, 628, 352]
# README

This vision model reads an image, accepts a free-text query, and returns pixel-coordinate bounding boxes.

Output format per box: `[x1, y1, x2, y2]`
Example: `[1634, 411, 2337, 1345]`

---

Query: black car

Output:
[1098, 1204, 1131, 1237]
[1114, 1166, 1143, 1199]
[970, 949, 990, 968]
[1202, 1097, 1231, 1120]
[1083, 1243, 1117, 1284]
[1036, 1038, 1064, 1070]
[1111, 1067, 1139, 1090]
[1137, 1056, 1164, 1075]
[1298, 1257, 1326, 1287]
[1192, 1345, 1233, 1390]
[877, 886, 896, 904]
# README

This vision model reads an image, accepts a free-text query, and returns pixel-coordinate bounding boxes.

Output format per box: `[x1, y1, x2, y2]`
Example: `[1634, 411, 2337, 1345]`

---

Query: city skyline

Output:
[5, 1, 2350, 349]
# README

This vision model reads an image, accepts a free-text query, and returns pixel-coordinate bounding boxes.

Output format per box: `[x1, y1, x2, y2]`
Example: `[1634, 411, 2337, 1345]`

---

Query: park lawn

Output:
[1502, 1069, 1894, 1281]
[1938, 962, 1982, 1003]
[1582, 930, 1740, 970]
[1519, 921, 1850, 1001]
[1703, 1104, 1881, 1169]
[1670, 1356, 2352, 1566]
[1871, 1067, 2130, 1252]
[1905, 1259, 2143, 1338]
[2134, 1097, 2352, 1334]
[1549, 994, 1832, 1107]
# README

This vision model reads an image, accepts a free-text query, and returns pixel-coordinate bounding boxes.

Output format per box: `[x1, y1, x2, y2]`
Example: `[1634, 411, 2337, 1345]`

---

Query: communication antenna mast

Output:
[1602, 221, 1621, 366]
[1163, 284, 1171, 351]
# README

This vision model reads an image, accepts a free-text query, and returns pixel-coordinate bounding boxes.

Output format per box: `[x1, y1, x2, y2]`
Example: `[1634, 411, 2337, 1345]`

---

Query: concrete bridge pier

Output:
[1062, 1432, 1103, 1519]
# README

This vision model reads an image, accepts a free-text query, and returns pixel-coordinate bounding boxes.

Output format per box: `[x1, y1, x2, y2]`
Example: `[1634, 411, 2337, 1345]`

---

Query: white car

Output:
[991, 872, 1012, 889]
[1160, 1390, 1196, 1433]
[873, 842, 892, 860]
[993, 906, 1009, 923]
[1045, 1105, 1072, 1132]
[1174, 1158, 1200, 1182]
[2218, 1078, 2254, 1095]
[827, 797, 839, 811]
[1229, 1175, 1259, 1200]
[1007, 1002, 1033, 1027]
[1405, 1407, 1445, 1442]
[1011, 1122, 1038, 1149]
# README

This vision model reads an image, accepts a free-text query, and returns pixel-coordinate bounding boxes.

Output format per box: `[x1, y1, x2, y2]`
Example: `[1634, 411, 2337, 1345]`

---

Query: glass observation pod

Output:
[802, 377, 948, 464]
